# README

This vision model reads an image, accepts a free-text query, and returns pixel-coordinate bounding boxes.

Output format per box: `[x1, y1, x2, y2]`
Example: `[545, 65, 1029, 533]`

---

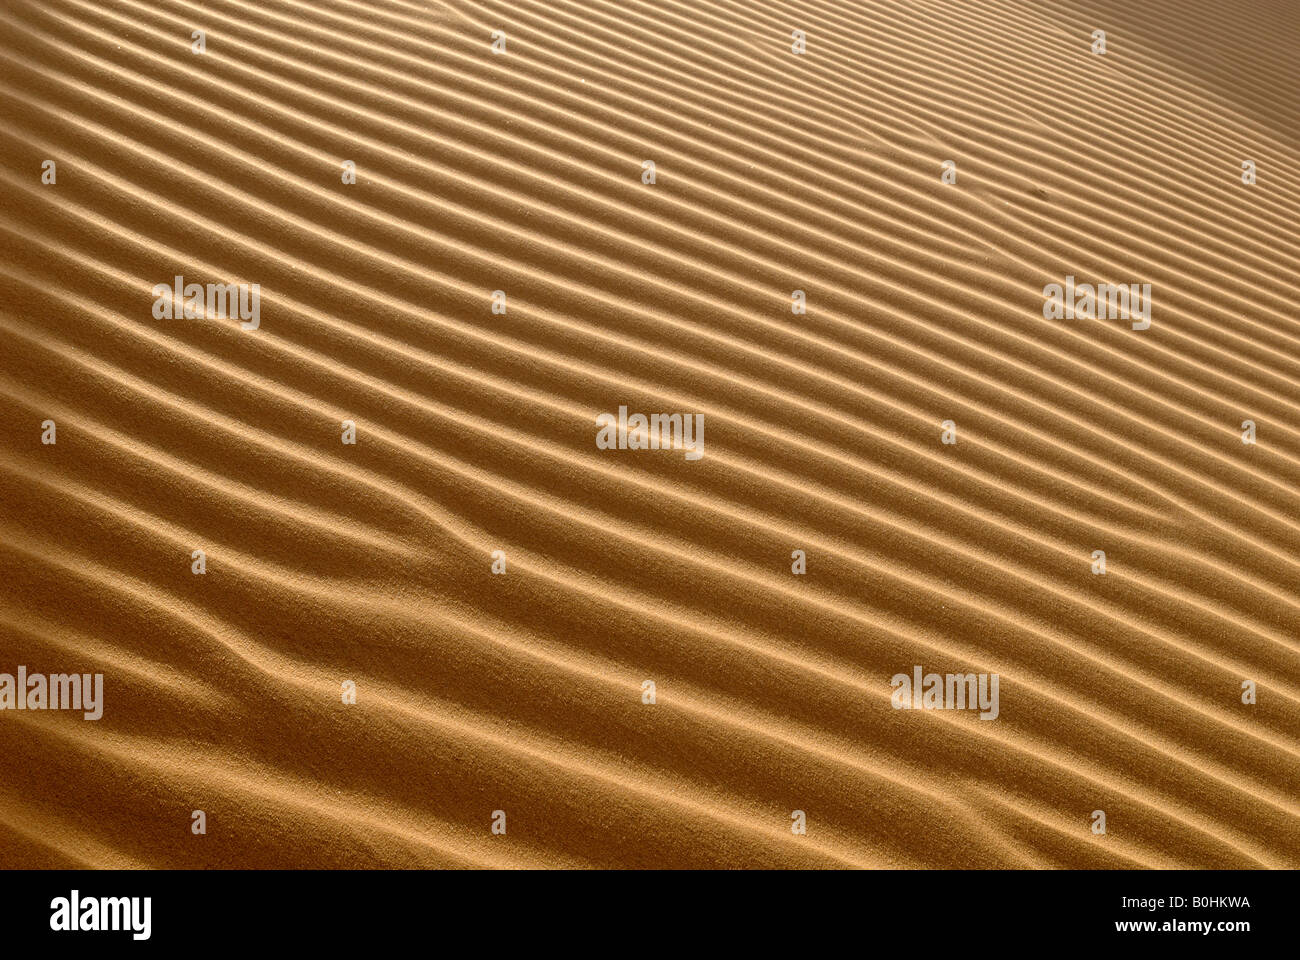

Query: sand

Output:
[0, 0, 1298, 868]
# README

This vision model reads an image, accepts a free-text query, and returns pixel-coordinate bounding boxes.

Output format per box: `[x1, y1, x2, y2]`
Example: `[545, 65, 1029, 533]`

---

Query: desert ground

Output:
[1, 0, 1298, 868]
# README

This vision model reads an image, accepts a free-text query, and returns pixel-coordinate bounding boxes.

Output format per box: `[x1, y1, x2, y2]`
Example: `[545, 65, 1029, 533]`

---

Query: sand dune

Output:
[1, 0, 1298, 868]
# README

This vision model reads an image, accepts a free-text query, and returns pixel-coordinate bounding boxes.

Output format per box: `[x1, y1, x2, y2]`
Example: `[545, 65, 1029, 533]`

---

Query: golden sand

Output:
[1, 0, 1298, 868]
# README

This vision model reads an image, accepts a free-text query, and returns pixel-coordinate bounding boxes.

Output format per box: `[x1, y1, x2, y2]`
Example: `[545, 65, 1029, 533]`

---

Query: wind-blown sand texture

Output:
[1, 0, 1298, 869]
